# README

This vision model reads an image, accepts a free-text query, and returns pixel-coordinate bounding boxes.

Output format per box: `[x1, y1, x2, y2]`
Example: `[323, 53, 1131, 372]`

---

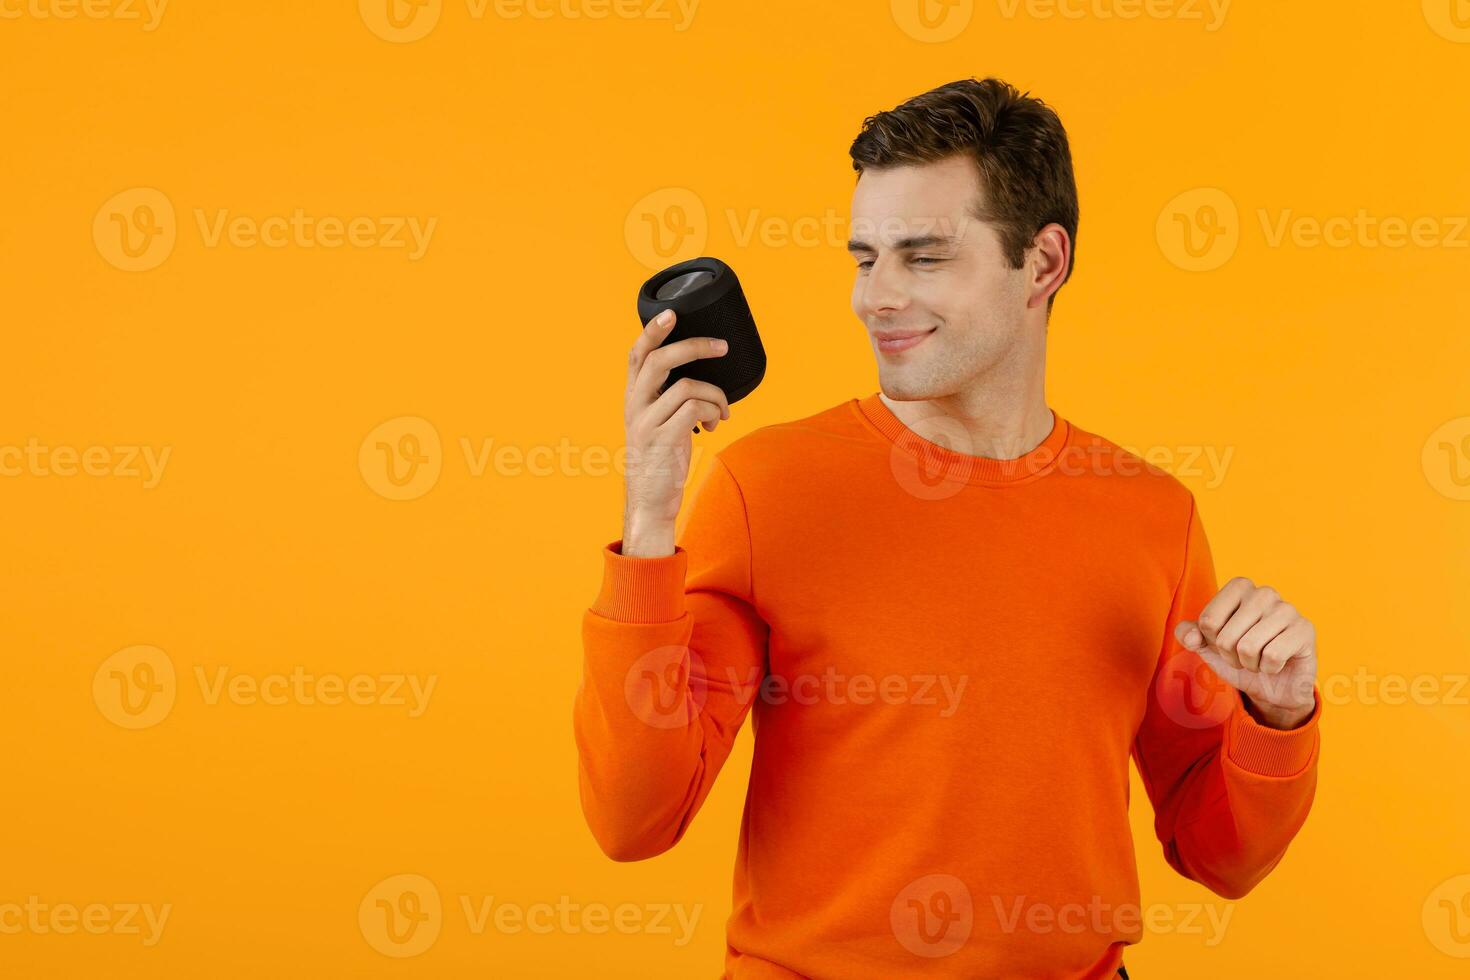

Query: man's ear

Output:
[1025, 223, 1071, 311]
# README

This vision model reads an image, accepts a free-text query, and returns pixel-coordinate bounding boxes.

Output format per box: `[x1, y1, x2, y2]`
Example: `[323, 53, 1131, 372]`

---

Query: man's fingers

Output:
[627, 309, 679, 390]
[1193, 643, 1239, 688]
[1236, 601, 1296, 673]
[1259, 618, 1311, 676]
[1174, 620, 1205, 651]
[631, 336, 730, 406]
[1175, 619, 1240, 671]
[666, 399, 724, 434]
[1214, 585, 1279, 668]
[645, 378, 731, 430]
[1196, 577, 1255, 669]
[1195, 576, 1251, 645]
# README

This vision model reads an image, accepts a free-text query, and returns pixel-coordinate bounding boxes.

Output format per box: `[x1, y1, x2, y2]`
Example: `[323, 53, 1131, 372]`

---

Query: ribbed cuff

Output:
[590, 539, 688, 623]
[1225, 686, 1322, 777]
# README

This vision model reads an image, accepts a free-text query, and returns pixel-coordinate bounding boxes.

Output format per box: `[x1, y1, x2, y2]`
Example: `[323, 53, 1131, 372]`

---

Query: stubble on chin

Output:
[877, 340, 957, 402]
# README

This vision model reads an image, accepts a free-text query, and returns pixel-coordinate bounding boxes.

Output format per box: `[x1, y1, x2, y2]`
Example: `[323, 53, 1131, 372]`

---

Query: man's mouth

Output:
[872, 326, 937, 355]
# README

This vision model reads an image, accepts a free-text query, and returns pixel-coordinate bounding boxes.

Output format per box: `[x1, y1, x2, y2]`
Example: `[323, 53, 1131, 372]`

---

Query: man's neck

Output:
[877, 388, 1055, 461]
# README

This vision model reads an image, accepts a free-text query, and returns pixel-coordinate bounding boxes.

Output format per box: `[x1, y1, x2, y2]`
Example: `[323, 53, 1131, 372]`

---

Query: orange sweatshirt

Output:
[574, 393, 1322, 979]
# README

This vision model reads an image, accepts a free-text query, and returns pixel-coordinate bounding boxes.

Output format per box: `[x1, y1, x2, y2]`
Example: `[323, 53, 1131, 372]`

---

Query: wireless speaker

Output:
[637, 258, 766, 424]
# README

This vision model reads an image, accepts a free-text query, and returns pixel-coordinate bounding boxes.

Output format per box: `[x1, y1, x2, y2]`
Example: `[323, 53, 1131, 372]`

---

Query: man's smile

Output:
[872, 326, 937, 354]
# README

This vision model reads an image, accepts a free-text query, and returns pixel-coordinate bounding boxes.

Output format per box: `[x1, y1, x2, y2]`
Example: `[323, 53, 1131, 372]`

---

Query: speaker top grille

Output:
[655, 269, 716, 301]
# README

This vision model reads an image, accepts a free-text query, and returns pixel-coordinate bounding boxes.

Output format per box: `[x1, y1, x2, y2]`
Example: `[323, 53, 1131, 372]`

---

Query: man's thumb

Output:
[1174, 619, 1205, 651]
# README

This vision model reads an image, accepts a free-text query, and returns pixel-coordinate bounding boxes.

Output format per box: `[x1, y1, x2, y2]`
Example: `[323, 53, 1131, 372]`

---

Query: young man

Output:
[575, 77, 1322, 979]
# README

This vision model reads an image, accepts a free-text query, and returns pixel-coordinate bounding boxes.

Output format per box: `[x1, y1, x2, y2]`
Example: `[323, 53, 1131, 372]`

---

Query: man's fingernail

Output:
[656, 310, 672, 326]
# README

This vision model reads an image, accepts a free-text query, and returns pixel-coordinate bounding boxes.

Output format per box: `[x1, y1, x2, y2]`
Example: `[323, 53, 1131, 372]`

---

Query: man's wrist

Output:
[1241, 693, 1314, 731]
[621, 514, 676, 558]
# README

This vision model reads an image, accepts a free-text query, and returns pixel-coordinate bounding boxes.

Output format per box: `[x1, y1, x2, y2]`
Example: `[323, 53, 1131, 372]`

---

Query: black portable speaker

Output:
[637, 257, 766, 414]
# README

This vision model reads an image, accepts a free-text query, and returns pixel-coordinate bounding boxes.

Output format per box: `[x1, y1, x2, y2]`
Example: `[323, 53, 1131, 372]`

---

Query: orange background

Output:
[2, 0, 1468, 976]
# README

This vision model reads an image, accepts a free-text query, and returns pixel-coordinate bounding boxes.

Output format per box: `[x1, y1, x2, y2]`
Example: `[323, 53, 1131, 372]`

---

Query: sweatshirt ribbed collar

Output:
[853, 392, 1072, 487]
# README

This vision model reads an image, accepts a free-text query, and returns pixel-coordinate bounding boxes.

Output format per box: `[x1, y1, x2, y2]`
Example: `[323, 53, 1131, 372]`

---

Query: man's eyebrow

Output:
[845, 234, 962, 253]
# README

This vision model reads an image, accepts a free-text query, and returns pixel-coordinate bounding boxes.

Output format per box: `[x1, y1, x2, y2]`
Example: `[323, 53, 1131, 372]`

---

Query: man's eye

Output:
[855, 256, 942, 270]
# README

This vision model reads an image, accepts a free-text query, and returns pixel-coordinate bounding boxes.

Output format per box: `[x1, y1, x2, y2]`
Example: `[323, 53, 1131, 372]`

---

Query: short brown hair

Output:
[849, 77, 1079, 305]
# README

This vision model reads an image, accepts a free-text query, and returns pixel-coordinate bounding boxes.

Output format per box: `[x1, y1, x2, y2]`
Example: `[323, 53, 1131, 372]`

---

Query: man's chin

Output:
[875, 371, 937, 402]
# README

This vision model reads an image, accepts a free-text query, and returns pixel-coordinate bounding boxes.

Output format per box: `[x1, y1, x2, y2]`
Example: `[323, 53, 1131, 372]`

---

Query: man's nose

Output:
[858, 256, 910, 318]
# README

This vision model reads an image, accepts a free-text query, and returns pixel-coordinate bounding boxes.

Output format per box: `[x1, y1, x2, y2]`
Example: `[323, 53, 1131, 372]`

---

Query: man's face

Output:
[848, 153, 1032, 400]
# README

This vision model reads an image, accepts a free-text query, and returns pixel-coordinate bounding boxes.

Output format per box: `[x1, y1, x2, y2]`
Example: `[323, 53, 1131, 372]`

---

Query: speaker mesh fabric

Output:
[659, 274, 766, 404]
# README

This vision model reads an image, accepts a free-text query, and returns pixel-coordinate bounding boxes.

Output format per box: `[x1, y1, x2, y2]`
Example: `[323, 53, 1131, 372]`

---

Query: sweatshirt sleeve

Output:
[573, 454, 769, 861]
[1131, 493, 1323, 900]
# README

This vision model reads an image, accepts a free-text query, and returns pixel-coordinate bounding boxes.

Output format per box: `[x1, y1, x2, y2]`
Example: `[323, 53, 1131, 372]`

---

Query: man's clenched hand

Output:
[1174, 576, 1318, 730]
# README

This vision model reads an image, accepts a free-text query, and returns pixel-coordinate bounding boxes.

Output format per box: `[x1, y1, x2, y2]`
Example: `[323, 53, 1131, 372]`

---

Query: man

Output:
[574, 76, 1322, 979]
